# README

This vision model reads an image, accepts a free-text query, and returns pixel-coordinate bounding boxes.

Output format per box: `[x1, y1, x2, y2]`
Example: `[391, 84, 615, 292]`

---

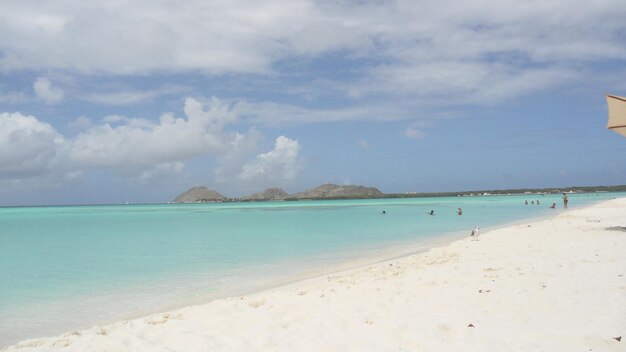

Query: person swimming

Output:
[381, 210, 386, 215]
[428, 210, 434, 215]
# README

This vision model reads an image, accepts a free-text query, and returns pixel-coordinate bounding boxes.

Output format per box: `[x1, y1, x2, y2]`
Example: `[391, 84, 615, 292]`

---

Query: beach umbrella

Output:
[606, 94, 626, 137]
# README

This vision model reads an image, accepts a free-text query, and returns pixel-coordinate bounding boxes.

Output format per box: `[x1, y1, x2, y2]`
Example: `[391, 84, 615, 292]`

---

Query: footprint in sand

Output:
[18, 340, 44, 348]
[51, 338, 71, 347]
[249, 299, 266, 308]
[484, 267, 502, 272]
[438, 324, 450, 333]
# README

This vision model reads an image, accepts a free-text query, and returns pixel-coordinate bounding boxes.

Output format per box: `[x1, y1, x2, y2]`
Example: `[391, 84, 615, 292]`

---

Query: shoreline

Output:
[77, 205, 572, 328]
[131, 200, 580, 316]
[1, 194, 587, 347]
[2, 198, 626, 351]
[4, 197, 626, 351]
[87, 229, 474, 327]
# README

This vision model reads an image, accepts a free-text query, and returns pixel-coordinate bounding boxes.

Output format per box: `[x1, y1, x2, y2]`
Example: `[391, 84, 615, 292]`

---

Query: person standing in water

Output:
[457, 208, 463, 215]
[563, 193, 568, 208]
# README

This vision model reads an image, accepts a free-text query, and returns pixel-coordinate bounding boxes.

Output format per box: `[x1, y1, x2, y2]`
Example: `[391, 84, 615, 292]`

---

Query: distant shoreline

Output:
[380, 185, 626, 199]
[2, 185, 624, 208]
[179, 184, 626, 203]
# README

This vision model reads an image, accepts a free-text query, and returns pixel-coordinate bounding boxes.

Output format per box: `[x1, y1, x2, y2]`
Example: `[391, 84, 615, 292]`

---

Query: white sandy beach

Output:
[4, 198, 626, 352]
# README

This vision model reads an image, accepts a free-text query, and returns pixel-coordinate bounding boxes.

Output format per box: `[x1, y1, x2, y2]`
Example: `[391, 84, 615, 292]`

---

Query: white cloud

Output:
[238, 136, 301, 182]
[2, 0, 622, 77]
[0, 90, 30, 104]
[358, 61, 578, 105]
[82, 86, 188, 105]
[68, 116, 92, 131]
[137, 162, 185, 183]
[403, 127, 424, 139]
[0, 98, 303, 188]
[0, 0, 364, 74]
[0, 0, 624, 119]
[0, 112, 64, 178]
[214, 128, 264, 183]
[33, 77, 64, 104]
[234, 100, 409, 123]
[101, 115, 128, 124]
[84, 91, 160, 106]
[67, 97, 237, 169]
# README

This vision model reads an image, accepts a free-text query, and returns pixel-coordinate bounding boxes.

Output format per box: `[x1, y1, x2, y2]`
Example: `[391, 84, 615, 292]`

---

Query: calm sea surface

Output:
[0, 193, 618, 345]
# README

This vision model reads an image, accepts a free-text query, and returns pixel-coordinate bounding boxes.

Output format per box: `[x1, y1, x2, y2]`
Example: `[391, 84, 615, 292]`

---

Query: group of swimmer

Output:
[379, 208, 479, 241]
[380, 207, 464, 216]
[384, 208, 465, 215]
[526, 193, 568, 209]
[381, 193, 571, 244]
[381, 207, 483, 242]
[382, 193, 570, 217]
[380, 194, 571, 242]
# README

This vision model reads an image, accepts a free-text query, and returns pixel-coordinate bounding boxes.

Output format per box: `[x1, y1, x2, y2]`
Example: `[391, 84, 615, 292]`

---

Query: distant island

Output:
[172, 184, 626, 203]
[172, 184, 384, 203]
[241, 188, 289, 201]
[173, 187, 226, 203]
[287, 184, 383, 200]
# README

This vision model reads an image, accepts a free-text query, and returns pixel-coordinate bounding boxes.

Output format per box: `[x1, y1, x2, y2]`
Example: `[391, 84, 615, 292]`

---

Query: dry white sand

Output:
[4, 198, 626, 352]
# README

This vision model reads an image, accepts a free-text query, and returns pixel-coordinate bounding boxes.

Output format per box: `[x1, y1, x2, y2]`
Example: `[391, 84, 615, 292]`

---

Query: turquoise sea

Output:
[0, 193, 618, 346]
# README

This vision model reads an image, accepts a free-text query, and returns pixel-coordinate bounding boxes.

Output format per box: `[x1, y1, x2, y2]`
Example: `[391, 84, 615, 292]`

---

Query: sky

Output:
[1, 0, 626, 206]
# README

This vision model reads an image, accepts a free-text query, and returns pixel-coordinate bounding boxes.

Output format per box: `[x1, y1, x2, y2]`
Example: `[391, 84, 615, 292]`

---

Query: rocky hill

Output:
[173, 186, 226, 203]
[241, 188, 289, 201]
[287, 184, 384, 200]
[173, 184, 385, 203]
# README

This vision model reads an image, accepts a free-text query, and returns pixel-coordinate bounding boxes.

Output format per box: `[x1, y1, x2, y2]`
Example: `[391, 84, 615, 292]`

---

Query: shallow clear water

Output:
[0, 193, 618, 345]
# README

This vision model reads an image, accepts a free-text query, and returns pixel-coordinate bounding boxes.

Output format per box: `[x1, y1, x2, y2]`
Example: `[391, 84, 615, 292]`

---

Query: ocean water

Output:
[0, 193, 618, 346]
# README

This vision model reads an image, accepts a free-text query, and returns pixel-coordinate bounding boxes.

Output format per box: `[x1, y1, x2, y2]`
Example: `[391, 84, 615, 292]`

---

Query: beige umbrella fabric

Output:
[606, 94, 626, 137]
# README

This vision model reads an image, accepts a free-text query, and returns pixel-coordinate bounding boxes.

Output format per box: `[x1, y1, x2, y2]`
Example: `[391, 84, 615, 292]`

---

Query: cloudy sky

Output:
[1, 0, 626, 205]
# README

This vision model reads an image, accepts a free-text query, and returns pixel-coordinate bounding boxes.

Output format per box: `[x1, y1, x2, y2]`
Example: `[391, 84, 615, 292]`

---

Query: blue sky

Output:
[1, 0, 626, 206]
